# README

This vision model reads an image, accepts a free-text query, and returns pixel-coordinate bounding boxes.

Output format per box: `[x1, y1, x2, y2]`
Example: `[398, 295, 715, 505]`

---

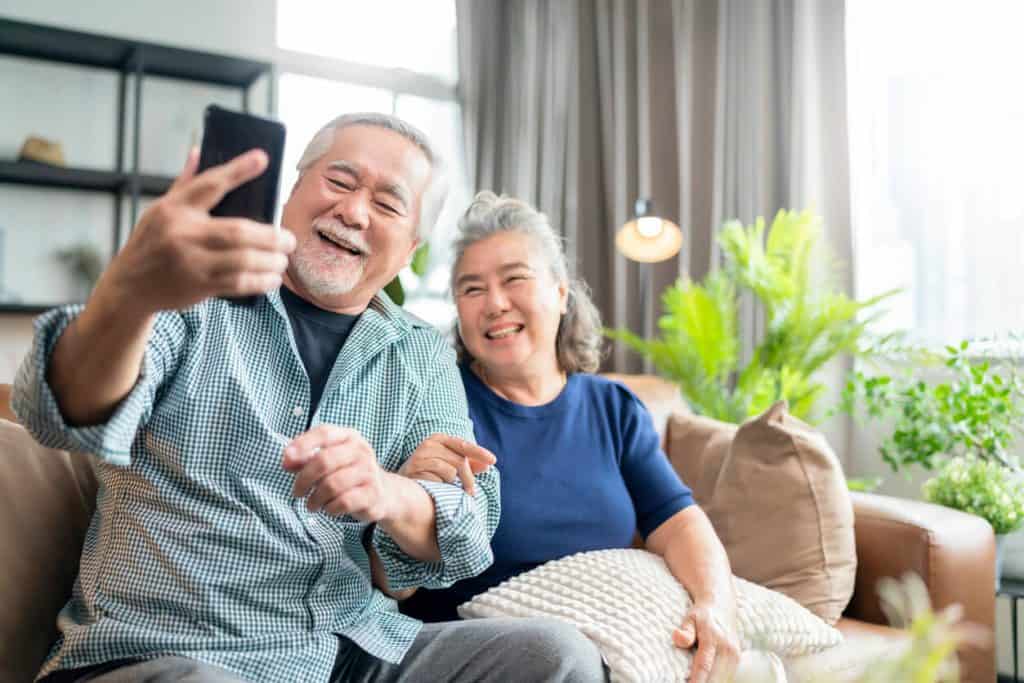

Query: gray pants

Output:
[44, 617, 608, 682]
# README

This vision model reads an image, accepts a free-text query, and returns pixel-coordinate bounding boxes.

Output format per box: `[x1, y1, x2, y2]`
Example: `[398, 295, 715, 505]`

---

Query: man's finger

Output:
[203, 218, 296, 253]
[283, 425, 360, 470]
[291, 445, 361, 497]
[322, 484, 374, 518]
[306, 463, 369, 511]
[168, 146, 200, 193]
[433, 434, 496, 467]
[211, 271, 283, 298]
[207, 248, 290, 280]
[179, 148, 268, 211]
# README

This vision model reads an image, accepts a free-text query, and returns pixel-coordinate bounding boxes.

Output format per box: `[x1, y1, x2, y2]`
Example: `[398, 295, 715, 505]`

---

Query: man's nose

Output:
[332, 191, 370, 231]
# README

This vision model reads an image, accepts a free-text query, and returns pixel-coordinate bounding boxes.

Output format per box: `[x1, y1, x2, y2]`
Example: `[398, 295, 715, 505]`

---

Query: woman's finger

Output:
[457, 456, 476, 495]
[409, 458, 457, 485]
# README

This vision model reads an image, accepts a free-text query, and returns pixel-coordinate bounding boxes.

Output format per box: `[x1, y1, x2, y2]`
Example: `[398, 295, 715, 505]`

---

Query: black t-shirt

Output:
[279, 286, 359, 424]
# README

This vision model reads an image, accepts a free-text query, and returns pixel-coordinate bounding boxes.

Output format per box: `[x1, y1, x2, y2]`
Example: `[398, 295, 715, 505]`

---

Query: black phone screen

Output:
[196, 105, 286, 224]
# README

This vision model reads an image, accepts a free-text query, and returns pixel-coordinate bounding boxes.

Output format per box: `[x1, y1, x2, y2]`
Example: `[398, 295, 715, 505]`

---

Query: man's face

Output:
[280, 124, 431, 313]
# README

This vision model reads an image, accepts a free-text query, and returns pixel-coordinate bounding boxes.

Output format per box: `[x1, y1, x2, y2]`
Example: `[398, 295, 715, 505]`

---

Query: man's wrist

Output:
[90, 268, 158, 325]
[376, 472, 423, 532]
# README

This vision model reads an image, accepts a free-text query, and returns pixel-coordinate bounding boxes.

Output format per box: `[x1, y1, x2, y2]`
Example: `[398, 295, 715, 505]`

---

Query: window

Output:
[277, 0, 457, 83]
[274, 0, 463, 329]
[846, 0, 1024, 348]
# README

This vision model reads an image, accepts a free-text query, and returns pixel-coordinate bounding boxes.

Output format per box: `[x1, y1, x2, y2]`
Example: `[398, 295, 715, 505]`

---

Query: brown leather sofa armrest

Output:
[0, 383, 14, 423]
[846, 491, 995, 682]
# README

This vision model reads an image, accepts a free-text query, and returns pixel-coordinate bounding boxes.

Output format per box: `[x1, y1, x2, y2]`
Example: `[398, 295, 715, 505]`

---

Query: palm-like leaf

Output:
[606, 209, 897, 423]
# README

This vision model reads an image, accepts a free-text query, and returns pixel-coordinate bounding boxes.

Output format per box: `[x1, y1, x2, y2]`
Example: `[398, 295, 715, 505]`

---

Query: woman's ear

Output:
[559, 281, 570, 315]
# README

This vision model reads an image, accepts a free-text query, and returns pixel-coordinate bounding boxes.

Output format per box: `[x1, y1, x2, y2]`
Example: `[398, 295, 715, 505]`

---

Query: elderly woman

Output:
[397, 192, 740, 683]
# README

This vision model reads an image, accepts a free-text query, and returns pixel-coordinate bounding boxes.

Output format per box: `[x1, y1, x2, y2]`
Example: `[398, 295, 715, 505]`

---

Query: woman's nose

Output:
[484, 286, 510, 315]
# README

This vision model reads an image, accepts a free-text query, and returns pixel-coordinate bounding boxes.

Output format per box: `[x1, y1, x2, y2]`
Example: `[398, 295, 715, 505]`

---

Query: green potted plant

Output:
[607, 209, 896, 423]
[923, 456, 1024, 589]
[841, 341, 1024, 587]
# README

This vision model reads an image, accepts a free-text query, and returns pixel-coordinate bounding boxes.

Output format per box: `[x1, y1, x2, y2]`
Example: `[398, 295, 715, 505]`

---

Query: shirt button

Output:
[292, 405, 304, 417]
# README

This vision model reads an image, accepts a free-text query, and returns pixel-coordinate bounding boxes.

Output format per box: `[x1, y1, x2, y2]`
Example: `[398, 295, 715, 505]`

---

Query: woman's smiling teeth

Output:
[486, 325, 524, 340]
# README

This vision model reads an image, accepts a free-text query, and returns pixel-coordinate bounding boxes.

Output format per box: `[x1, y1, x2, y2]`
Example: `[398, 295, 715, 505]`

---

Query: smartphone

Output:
[196, 105, 286, 306]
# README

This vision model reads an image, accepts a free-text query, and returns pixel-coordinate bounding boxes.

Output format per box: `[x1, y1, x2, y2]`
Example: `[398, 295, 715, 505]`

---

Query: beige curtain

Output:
[457, 0, 852, 451]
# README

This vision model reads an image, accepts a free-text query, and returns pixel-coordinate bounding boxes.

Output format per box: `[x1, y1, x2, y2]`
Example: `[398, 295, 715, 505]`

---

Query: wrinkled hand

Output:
[98, 146, 295, 317]
[283, 424, 394, 522]
[673, 602, 741, 683]
[397, 434, 496, 495]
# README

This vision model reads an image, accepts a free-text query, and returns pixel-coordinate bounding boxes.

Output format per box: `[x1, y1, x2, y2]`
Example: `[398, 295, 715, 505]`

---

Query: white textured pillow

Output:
[458, 549, 841, 683]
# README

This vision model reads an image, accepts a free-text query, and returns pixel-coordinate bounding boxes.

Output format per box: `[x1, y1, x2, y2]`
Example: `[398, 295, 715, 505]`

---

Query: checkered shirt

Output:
[12, 288, 500, 682]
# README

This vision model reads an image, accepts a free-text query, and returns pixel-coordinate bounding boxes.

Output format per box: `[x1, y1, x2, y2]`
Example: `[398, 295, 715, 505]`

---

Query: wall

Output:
[0, 0, 277, 381]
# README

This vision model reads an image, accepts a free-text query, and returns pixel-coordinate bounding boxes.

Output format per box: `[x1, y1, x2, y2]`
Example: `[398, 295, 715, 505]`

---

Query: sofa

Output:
[0, 377, 997, 682]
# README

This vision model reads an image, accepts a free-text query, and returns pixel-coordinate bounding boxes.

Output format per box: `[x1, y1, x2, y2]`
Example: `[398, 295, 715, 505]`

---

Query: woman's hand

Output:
[397, 434, 496, 495]
[672, 601, 741, 683]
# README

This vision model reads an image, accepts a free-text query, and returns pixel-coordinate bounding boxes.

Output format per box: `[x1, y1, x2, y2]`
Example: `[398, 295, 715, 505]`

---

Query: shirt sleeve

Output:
[616, 385, 695, 540]
[371, 337, 500, 591]
[11, 305, 190, 466]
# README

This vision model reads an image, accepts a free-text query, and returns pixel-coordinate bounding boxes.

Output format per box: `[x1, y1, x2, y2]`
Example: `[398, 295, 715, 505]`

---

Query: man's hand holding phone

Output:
[95, 147, 295, 318]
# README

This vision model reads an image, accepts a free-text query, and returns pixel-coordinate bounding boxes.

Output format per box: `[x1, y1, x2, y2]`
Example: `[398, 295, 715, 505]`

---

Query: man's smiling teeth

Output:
[486, 325, 524, 339]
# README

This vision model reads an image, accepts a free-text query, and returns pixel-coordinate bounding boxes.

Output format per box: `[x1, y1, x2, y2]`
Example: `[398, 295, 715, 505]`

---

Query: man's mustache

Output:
[312, 219, 372, 256]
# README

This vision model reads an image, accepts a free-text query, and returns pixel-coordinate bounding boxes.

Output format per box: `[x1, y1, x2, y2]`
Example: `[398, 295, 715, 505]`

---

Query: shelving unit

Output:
[0, 17, 275, 312]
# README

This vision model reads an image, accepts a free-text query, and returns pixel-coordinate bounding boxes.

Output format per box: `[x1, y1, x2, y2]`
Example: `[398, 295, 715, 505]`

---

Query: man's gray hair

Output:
[451, 191, 605, 374]
[295, 112, 448, 241]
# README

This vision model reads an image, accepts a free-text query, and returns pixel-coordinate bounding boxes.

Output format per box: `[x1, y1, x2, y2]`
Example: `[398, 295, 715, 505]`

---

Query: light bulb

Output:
[637, 216, 664, 238]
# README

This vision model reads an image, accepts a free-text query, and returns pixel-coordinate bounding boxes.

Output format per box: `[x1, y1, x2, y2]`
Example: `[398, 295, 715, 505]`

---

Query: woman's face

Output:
[453, 231, 568, 377]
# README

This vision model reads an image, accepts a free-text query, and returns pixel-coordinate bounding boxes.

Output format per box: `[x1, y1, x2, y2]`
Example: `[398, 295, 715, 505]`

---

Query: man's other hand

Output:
[283, 424, 395, 522]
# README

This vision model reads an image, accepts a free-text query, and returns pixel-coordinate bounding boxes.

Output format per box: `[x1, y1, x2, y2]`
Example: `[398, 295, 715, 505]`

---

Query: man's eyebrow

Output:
[326, 160, 360, 177]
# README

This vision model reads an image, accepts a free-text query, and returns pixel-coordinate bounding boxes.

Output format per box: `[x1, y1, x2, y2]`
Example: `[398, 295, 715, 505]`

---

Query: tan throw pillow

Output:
[0, 418, 97, 683]
[664, 412, 735, 505]
[667, 402, 856, 625]
[459, 548, 838, 683]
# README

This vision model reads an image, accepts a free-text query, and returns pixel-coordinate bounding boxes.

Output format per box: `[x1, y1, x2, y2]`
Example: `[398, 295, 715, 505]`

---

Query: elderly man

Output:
[14, 113, 604, 683]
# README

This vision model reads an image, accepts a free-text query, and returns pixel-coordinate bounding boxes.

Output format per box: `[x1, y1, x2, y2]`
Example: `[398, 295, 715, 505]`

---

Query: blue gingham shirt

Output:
[12, 289, 500, 682]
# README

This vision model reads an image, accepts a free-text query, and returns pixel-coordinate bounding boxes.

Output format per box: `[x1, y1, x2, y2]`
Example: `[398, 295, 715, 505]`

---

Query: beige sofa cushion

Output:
[667, 402, 856, 625]
[0, 418, 97, 683]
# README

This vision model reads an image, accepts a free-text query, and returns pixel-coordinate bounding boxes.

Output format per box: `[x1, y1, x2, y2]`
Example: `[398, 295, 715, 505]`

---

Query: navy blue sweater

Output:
[400, 365, 694, 622]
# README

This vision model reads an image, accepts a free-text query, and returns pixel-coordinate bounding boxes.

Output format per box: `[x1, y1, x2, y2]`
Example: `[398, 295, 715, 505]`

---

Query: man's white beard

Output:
[290, 231, 366, 298]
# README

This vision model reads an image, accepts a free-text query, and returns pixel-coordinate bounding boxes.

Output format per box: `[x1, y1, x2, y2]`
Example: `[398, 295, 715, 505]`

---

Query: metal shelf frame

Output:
[0, 17, 275, 313]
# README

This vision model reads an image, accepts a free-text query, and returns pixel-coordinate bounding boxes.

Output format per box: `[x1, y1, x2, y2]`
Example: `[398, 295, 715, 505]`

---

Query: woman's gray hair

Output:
[295, 112, 448, 241]
[451, 191, 605, 374]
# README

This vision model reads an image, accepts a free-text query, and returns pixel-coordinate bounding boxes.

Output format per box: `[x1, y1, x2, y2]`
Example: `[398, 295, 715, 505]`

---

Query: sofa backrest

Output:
[0, 383, 98, 682]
